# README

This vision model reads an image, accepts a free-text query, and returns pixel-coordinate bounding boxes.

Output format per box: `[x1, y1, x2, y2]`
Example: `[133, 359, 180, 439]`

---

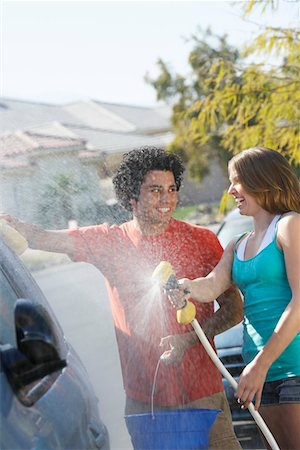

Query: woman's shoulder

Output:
[277, 211, 300, 240]
[278, 211, 300, 226]
[282, 211, 300, 218]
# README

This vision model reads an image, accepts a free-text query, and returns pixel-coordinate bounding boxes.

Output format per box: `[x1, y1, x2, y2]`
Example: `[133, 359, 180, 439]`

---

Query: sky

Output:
[1, 0, 299, 107]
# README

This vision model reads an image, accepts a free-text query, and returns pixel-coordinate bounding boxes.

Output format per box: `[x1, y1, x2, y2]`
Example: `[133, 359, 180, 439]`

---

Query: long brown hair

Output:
[228, 147, 300, 214]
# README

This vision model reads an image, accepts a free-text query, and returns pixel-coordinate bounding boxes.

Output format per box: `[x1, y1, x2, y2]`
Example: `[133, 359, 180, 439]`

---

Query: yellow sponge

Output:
[176, 301, 196, 325]
[152, 261, 175, 286]
[0, 220, 28, 255]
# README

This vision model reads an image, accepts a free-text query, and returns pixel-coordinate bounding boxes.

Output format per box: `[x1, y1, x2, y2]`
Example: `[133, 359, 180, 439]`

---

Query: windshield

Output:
[217, 218, 253, 248]
[215, 322, 243, 349]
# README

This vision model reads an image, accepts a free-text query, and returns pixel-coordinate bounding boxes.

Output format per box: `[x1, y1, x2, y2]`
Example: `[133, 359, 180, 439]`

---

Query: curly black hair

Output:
[112, 146, 185, 211]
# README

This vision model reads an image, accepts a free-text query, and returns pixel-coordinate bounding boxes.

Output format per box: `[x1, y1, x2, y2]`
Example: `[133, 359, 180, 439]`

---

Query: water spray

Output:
[152, 261, 280, 450]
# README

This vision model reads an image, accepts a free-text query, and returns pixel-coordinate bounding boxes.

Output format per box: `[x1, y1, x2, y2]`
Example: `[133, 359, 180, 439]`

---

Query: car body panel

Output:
[0, 238, 109, 450]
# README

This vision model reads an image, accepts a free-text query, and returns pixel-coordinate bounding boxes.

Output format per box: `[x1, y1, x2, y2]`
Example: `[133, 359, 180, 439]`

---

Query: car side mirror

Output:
[15, 298, 61, 364]
[0, 299, 66, 395]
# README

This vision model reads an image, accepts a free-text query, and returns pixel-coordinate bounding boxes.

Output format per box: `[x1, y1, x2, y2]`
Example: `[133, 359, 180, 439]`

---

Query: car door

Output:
[0, 239, 109, 450]
[0, 237, 69, 448]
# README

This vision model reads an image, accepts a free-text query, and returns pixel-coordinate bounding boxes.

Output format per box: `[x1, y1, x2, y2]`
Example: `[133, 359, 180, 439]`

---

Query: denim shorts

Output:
[261, 376, 300, 406]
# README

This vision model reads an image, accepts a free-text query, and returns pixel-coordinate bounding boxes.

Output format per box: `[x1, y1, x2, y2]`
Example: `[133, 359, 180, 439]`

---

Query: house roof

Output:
[28, 121, 79, 138]
[0, 130, 85, 169]
[63, 101, 136, 132]
[92, 100, 171, 133]
[0, 157, 28, 170]
[59, 125, 173, 154]
[28, 122, 173, 155]
[0, 98, 173, 168]
[0, 98, 83, 134]
[0, 98, 171, 134]
[0, 131, 84, 157]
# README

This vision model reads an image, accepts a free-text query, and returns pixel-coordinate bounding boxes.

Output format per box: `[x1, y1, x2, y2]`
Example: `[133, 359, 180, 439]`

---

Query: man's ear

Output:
[129, 198, 137, 211]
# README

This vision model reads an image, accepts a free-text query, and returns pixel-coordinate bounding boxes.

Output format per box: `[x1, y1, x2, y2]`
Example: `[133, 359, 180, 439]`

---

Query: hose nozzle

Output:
[152, 261, 186, 309]
[152, 261, 196, 324]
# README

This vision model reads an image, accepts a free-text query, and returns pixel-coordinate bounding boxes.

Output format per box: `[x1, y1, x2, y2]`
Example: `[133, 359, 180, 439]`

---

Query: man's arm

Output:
[201, 287, 243, 340]
[0, 214, 75, 257]
[160, 286, 243, 365]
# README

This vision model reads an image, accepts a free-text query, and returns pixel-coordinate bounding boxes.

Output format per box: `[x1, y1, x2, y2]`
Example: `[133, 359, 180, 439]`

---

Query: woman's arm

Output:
[0, 213, 75, 257]
[179, 239, 235, 303]
[237, 213, 300, 410]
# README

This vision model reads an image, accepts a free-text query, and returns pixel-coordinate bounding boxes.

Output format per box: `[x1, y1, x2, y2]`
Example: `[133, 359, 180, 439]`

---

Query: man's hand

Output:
[0, 215, 28, 255]
[159, 334, 186, 365]
[159, 331, 198, 365]
[0, 212, 74, 255]
[0, 213, 22, 230]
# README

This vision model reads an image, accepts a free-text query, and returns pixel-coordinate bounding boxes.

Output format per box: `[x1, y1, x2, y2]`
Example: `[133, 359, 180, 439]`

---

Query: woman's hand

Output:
[177, 278, 193, 295]
[164, 281, 191, 309]
[177, 276, 220, 303]
[236, 358, 269, 410]
[176, 277, 196, 301]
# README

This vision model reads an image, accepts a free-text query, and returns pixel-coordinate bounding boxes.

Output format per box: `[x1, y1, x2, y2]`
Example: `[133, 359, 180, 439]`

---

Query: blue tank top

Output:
[232, 221, 300, 381]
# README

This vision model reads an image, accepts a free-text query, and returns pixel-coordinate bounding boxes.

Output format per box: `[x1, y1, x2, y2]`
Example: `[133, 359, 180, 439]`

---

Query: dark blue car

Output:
[0, 235, 109, 450]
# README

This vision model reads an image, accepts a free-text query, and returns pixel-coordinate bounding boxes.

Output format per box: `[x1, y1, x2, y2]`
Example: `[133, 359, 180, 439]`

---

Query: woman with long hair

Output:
[180, 147, 300, 449]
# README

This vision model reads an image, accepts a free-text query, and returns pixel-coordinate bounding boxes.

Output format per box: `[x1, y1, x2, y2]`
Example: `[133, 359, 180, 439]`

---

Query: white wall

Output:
[0, 147, 103, 227]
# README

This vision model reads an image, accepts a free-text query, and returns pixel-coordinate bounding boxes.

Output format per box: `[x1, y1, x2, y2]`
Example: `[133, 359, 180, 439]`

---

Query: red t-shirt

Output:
[68, 218, 224, 405]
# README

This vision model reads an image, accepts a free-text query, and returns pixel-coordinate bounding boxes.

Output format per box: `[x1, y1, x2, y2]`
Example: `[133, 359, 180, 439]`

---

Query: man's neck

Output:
[132, 217, 171, 236]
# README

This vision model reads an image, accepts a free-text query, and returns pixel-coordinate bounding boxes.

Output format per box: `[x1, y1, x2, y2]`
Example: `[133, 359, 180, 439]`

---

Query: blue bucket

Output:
[125, 408, 220, 450]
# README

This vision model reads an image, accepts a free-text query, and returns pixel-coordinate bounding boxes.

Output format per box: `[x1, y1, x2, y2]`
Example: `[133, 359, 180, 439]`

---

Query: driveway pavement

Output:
[34, 262, 132, 450]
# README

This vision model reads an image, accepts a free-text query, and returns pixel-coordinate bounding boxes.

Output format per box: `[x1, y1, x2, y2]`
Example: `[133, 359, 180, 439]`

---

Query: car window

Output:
[214, 322, 243, 348]
[0, 269, 18, 347]
[217, 218, 253, 248]
[0, 241, 69, 406]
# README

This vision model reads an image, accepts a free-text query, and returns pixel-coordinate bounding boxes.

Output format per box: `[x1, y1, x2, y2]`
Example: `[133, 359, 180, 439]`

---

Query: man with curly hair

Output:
[1, 147, 242, 449]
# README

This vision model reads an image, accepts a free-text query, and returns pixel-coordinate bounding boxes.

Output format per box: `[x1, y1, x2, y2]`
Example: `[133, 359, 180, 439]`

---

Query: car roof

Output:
[223, 208, 245, 221]
[216, 209, 254, 248]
